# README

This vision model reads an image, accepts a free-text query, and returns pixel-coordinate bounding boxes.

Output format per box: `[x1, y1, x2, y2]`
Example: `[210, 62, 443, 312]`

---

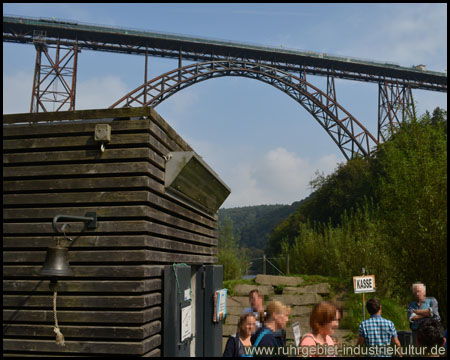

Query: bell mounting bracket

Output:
[52, 212, 97, 234]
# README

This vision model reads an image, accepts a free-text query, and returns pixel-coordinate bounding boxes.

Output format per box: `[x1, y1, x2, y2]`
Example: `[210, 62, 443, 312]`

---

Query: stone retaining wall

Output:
[222, 275, 331, 351]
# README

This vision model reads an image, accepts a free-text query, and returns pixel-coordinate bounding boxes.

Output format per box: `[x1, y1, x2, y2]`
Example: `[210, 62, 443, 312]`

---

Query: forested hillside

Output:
[218, 201, 302, 250]
[269, 107, 447, 327]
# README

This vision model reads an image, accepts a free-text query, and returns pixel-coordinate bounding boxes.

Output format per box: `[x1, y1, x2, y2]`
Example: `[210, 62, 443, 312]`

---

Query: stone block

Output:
[283, 283, 330, 295]
[234, 284, 274, 296]
[268, 293, 322, 306]
[255, 274, 304, 287]
[224, 314, 240, 327]
[227, 305, 246, 316]
[290, 305, 313, 317]
[227, 296, 249, 307]
[290, 316, 311, 328]
[223, 324, 238, 337]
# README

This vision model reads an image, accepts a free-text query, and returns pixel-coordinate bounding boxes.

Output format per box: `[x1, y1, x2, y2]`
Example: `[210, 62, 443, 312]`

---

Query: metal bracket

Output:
[202, 265, 206, 289]
[177, 334, 194, 347]
[52, 212, 97, 234]
[94, 124, 111, 154]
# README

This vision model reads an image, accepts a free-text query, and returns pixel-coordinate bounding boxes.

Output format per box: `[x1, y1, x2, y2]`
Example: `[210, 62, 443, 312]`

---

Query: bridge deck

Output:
[3, 14, 447, 92]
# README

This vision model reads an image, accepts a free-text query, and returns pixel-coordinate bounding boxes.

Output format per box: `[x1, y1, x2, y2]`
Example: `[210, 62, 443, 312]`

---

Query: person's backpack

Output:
[245, 328, 279, 357]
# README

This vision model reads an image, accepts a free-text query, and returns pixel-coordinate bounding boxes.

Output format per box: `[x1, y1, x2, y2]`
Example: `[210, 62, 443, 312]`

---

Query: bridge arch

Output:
[110, 61, 378, 160]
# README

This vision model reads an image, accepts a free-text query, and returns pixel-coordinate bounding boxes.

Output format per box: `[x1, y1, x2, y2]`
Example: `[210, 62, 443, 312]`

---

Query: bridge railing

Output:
[4, 14, 447, 77]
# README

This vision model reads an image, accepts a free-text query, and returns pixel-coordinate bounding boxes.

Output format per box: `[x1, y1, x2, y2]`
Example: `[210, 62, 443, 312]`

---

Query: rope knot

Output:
[52, 288, 66, 346]
[54, 326, 65, 346]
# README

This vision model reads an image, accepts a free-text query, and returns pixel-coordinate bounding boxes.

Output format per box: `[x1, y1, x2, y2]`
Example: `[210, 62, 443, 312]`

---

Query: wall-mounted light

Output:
[94, 124, 111, 153]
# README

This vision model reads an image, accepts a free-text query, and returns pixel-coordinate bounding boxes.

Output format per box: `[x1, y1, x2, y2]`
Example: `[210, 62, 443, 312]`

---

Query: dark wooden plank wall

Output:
[3, 108, 219, 357]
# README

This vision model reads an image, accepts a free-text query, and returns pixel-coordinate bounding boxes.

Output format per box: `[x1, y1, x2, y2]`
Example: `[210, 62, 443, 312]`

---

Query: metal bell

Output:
[40, 246, 73, 277]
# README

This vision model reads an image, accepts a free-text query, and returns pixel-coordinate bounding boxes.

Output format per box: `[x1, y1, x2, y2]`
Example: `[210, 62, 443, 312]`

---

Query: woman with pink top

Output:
[299, 301, 339, 357]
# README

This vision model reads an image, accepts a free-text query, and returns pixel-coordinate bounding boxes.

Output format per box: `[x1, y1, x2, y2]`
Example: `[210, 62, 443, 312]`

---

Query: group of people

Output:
[223, 288, 344, 357]
[357, 282, 445, 357]
[223, 289, 291, 357]
[223, 282, 446, 357]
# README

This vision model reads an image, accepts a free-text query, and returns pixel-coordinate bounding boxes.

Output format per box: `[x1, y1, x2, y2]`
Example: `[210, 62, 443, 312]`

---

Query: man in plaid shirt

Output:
[357, 298, 402, 357]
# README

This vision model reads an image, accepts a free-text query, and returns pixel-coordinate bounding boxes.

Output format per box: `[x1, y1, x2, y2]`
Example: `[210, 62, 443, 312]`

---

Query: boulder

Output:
[234, 284, 274, 296]
[227, 296, 249, 307]
[255, 274, 304, 287]
[226, 305, 246, 316]
[283, 283, 330, 295]
[269, 293, 323, 306]
[223, 324, 238, 337]
[224, 314, 240, 328]
[290, 305, 313, 317]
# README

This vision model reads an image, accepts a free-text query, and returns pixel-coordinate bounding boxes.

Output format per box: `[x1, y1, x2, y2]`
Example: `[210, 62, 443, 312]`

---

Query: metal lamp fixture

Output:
[39, 212, 97, 277]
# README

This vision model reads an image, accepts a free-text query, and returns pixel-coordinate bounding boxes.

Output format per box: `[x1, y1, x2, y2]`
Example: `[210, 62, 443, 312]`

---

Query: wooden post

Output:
[362, 292, 366, 321]
[286, 254, 290, 275]
[263, 254, 266, 275]
[362, 267, 366, 321]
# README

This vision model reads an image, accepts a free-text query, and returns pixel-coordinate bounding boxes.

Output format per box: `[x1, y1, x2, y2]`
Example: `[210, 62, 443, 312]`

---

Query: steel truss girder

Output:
[378, 80, 416, 143]
[110, 60, 378, 160]
[30, 41, 78, 112]
[4, 31, 446, 92]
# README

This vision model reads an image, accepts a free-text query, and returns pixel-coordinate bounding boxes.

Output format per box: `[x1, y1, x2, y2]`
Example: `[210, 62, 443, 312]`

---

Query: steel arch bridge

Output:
[110, 60, 377, 160]
[4, 15, 447, 159]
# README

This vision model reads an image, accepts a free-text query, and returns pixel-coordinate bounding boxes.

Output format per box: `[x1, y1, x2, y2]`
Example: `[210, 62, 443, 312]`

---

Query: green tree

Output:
[375, 110, 447, 323]
[218, 216, 249, 280]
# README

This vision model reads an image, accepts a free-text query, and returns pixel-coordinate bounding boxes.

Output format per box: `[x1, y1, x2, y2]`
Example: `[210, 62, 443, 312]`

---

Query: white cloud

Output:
[3, 71, 33, 114]
[221, 147, 342, 207]
[343, 4, 447, 69]
[166, 89, 200, 116]
[75, 76, 129, 110]
[179, 136, 343, 208]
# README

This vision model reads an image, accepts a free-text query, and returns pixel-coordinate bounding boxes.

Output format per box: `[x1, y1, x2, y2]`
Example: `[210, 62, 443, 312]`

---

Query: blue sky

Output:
[3, 3, 447, 208]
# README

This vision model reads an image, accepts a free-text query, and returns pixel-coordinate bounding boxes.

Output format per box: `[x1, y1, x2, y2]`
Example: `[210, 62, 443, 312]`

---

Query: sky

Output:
[3, 3, 447, 208]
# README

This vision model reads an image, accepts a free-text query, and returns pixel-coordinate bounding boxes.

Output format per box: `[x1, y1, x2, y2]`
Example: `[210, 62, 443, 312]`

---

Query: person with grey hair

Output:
[407, 282, 441, 345]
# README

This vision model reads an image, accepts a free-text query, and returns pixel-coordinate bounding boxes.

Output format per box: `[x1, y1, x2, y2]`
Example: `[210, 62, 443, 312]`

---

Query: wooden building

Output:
[3, 107, 230, 357]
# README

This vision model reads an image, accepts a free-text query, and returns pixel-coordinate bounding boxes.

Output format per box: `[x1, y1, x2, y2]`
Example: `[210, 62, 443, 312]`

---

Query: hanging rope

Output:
[49, 281, 65, 346]
[172, 263, 192, 303]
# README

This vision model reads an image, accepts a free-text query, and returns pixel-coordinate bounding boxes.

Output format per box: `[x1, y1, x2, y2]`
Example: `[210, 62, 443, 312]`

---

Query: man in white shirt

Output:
[242, 289, 265, 329]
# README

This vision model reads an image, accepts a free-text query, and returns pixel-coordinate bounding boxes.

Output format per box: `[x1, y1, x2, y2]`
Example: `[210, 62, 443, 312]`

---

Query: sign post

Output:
[353, 270, 375, 321]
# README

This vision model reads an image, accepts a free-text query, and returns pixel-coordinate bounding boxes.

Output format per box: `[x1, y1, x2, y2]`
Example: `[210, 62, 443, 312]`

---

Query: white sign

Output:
[184, 288, 191, 301]
[181, 305, 192, 342]
[216, 289, 227, 321]
[292, 322, 301, 347]
[353, 275, 376, 293]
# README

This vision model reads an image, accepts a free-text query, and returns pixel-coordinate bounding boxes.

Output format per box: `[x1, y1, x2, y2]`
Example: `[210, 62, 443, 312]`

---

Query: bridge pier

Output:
[30, 33, 79, 113]
[378, 81, 416, 143]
